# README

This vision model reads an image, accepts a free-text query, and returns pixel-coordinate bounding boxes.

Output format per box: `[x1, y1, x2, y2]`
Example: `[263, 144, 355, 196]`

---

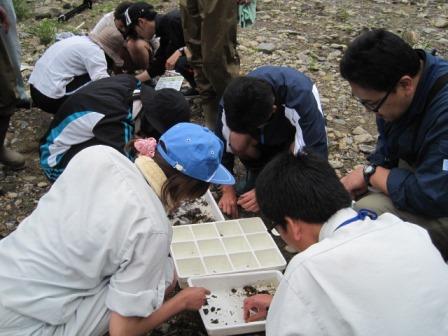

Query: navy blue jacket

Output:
[369, 50, 448, 218]
[216, 66, 328, 172]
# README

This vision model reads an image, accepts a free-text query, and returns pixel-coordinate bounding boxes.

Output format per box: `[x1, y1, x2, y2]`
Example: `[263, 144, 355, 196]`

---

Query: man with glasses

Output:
[339, 29, 448, 260]
[215, 65, 328, 218]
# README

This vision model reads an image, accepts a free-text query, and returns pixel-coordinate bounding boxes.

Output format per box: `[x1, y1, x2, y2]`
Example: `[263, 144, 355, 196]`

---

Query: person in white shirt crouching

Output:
[244, 151, 448, 336]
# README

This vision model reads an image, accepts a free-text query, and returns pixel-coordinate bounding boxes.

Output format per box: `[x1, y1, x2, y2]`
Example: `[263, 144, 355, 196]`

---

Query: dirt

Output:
[2, 0, 448, 334]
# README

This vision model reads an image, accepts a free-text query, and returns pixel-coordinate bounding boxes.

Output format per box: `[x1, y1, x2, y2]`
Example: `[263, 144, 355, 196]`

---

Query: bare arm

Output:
[109, 287, 209, 336]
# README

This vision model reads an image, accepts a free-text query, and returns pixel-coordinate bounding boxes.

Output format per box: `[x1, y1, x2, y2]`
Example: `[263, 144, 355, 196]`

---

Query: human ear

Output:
[398, 76, 414, 95]
[285, 216, 302, 242]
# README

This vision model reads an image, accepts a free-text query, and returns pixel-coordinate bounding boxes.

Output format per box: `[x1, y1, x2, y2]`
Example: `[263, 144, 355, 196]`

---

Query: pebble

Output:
[354, 133, 374, 144]
[352, 126, 367, 135]
[257, 42, 276, 54]
[37, 182, 49, 188]
[434, 18, 448, 28]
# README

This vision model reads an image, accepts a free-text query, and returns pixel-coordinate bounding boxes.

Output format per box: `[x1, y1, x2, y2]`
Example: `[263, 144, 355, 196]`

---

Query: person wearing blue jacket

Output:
[215, 65, 328, 218]
[340, 29, 448, 260]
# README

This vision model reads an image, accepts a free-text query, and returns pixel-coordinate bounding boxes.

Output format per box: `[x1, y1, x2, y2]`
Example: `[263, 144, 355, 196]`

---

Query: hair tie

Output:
[135, 138, 157, 158]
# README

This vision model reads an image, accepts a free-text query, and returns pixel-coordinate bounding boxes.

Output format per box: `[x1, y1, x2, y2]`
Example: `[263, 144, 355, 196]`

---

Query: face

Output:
[350, 80, 414, 122]
[136, 18, 156, 40]
[114, 19, 126, 35]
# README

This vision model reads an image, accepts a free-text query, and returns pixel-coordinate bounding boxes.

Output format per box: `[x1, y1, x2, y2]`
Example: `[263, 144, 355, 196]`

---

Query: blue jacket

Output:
[369, 50, 448, 218]
[217, 66, 328, 171]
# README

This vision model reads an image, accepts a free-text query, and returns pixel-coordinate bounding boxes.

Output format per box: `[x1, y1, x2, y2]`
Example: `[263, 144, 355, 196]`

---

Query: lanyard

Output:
[334, 209, 378, 232]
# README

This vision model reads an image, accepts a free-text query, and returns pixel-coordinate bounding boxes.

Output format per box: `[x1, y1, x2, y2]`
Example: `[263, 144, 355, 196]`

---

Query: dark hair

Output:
[256, 152, 351, 229]
[223, 77, 275, 133]
[124, 2, 157, 39]
[153, 148, 209, 210]
[340, 29, 420, 91]
[114, 1, 133, 21]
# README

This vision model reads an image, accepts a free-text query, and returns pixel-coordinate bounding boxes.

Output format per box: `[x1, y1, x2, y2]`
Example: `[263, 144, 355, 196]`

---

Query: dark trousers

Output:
[30, 74, 91, 114]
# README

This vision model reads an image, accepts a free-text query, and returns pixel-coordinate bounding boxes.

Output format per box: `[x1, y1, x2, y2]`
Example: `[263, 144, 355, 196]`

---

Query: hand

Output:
[0, 6, 9, 33]
[165, 50, 181, 70]
[176, 287, 210, 311]
[243, 294, 272, 322]
[340, 165, 368, 199]
[237, 189, 259, 213]
[219, 185, 238, 218]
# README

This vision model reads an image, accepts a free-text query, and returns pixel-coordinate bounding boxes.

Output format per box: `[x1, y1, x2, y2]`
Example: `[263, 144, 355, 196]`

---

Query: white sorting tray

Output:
[171, 217, 286, 288]
[188, 270, 283, 336]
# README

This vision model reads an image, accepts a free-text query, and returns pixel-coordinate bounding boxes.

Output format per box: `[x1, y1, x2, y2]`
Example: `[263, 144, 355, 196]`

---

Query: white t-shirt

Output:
[29, 36, 109, 99]
[267, 208, 448, 336]
[0, 146, 172, 325]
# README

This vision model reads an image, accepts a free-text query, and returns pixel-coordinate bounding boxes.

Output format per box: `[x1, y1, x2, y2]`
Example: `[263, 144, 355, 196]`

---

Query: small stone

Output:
[5, 222, 15, 230]
[7, 192, 18, 198]
[329, 159, 344, 169]
[354, 133, 374, 144]
[352, 126, 367, 135]
[37, 182, 49, 188]
[434, 18, 448, 29]
[358, 144, 376, 154]
[257, 42, 276, 54]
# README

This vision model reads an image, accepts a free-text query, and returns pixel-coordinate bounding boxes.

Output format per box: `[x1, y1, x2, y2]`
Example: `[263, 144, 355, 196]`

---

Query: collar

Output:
[318, 207, 358, 241]
[135, 155, 167, 199]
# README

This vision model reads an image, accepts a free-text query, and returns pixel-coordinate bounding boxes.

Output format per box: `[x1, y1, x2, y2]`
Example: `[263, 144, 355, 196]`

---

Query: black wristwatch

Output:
[363, 164, 377, 186]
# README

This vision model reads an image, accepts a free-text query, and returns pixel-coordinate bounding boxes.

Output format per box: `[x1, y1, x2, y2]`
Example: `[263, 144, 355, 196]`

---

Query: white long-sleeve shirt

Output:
[267, 208, 448, 336]
[0, 146, 172, 326]
[29, 36, 109, 98]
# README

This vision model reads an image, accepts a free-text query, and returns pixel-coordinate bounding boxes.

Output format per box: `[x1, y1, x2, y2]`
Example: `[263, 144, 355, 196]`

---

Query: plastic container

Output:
[171, 217, 286, 287]
[188, 270, 283, 336]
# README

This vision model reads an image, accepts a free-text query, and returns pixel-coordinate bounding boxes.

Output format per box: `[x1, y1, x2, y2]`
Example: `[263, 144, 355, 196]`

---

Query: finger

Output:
[231, 205, 238, 218]
[246, 311, 265, 323]
[203, 288, 211, 295]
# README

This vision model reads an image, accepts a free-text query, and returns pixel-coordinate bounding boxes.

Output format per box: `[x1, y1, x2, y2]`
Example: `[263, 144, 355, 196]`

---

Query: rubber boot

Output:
[0, 115, 25, 169]
[201, 97, 219, 131]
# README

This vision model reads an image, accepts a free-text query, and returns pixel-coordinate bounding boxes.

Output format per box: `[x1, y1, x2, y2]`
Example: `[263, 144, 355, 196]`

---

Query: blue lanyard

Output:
[334, 209, 378, 232]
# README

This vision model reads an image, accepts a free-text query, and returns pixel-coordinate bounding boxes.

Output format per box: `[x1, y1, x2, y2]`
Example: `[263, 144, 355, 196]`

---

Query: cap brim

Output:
[207, 164, 235, 185]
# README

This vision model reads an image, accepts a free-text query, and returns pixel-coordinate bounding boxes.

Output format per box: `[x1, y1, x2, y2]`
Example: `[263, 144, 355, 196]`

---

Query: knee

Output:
[354, 192, 395, 215]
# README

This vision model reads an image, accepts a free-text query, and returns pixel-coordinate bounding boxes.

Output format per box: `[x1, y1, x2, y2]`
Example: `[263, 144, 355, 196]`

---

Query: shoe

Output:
[16, 98, 31, 109]
[0, 146, 25, 170]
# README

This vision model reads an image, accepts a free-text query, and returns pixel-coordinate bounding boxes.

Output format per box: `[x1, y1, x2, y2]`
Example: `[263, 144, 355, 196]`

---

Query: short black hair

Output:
[124, 2, 157, 38]
[114, 1, 133, 21]
[256, 152, 352, 229]
[340, 29, 420, 91]
[223, 77, 275, 133]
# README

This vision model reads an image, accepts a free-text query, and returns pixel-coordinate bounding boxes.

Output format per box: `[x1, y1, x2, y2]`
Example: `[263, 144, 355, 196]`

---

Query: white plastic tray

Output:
[171, 217, 286, 287]
[188, 270, 283, 336]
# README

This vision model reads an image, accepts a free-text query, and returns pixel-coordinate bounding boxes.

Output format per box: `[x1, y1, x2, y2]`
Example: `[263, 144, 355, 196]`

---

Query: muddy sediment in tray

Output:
[169, 197, 216, 225]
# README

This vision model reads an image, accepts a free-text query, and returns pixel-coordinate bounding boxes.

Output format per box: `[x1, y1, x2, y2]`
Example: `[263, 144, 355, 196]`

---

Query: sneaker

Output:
[0, 146, 25, 170]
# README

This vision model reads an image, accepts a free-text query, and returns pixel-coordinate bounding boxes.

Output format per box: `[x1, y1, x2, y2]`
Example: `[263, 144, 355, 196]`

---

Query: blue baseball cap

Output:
[157, 123, 235, 185]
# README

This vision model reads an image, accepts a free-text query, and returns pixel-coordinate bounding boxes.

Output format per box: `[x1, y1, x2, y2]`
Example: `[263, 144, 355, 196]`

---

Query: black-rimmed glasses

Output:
[356, 85, 395, 113]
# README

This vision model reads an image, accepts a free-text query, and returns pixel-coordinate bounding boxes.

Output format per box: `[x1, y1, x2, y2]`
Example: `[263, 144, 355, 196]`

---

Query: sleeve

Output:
[267, 270, 322, 335]
[368, 117, 389, 166]
[215, 103, 236, 172]
[84, 47, 110, 81]
[106, 228, 170, 317]
[387, 135, 448, 217]
[286, 84, 328, 159]
[92, 110, 132, 155]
